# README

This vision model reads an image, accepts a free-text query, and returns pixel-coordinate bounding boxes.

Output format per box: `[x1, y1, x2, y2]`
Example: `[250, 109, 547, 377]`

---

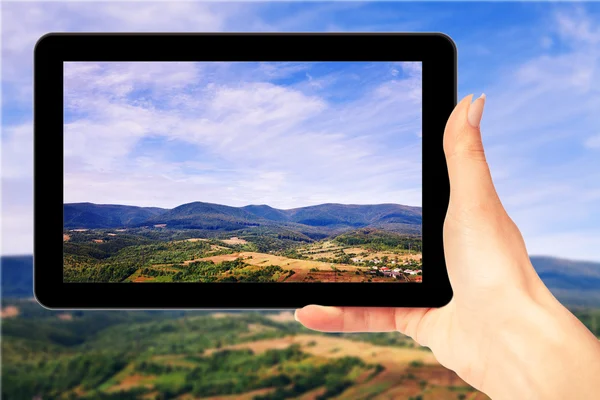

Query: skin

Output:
[295, 94, 600, 400]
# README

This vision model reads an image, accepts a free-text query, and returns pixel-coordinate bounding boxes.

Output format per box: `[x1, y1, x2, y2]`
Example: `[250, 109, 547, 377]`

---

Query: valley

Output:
[63, 202, 423, 283]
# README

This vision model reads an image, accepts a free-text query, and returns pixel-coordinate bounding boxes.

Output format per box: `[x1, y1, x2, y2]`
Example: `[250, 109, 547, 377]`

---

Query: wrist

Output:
[484, 293, 600, 400]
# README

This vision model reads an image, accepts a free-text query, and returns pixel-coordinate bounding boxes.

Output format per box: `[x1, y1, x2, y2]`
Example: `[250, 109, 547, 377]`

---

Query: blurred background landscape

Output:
[2, 255, 600, 399]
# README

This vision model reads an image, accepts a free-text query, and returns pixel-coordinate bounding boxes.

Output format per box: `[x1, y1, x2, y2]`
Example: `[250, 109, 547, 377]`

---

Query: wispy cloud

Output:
[62, 61, 422, 209]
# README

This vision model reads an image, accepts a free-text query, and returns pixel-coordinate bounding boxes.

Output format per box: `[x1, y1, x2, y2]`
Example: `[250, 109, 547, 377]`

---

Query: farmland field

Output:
[63, 220, 423, 283]
[1, 299, 490, 400]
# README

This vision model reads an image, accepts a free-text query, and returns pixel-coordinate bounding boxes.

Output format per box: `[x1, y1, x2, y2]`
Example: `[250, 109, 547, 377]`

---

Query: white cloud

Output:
[60, 61, 422, 210]
[584, 134, 600, 149]
[1, 124, 33, 179]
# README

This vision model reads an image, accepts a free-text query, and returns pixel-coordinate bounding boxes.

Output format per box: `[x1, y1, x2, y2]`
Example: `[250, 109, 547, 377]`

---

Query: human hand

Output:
[294, 94, 600, 400]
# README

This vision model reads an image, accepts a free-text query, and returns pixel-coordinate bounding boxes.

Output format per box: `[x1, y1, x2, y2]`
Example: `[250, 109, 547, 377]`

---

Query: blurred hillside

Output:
[2, 255, 600, 399]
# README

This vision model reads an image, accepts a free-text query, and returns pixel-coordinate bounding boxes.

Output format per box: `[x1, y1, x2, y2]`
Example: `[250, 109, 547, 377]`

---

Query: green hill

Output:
[64, 203, 168, 229]
[63, 202, 423, 235]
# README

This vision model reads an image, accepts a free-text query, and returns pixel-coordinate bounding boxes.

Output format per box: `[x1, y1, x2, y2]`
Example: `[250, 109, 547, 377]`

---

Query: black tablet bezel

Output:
[34, 33, 455, 309]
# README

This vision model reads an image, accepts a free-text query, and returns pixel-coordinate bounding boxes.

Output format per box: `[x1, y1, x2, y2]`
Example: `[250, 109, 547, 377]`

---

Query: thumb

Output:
[443, 94, 502, 215]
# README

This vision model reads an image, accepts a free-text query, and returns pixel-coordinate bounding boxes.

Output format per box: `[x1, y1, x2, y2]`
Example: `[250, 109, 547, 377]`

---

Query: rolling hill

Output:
[530, 256, 600, 307]
[64, 201, 423, 234]
[64, 203, 168, 229]
[141, 201, 263, 230]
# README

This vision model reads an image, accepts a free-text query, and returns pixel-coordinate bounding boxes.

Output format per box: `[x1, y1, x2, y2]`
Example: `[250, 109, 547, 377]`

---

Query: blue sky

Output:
[62, 61, 422, 210]
[2, 2, 600, 262]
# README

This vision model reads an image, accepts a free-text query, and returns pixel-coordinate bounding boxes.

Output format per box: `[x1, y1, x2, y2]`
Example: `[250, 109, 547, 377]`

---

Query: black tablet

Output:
[34, 33, 455, 309]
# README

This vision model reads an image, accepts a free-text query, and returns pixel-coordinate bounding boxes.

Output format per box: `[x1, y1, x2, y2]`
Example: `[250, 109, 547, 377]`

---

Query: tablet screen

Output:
[63, 61, 422, 284]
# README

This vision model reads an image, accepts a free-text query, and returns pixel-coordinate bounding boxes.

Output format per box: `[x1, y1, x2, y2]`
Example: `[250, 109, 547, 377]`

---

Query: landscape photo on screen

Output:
[63, 61, 422, 283]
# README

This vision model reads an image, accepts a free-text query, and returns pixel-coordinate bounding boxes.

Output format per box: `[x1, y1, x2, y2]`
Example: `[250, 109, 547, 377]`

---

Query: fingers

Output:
[294, 305, 435, 340]
[443, 94, 502, 215]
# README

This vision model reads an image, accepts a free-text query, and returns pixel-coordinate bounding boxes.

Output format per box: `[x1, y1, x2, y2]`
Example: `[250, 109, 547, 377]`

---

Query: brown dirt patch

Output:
[107, 233, 117, 236]
[63, 234, 70, 242]
[92, 239, 104, 243]
[57, 313, 73, 321]
[178, 387, 275, 400]
[206, 335, 436, 366]
[211, 312, 242, 319]
[71, 386, 86, 397]
[221, 237, 248, 245]
[295, 387, 327, 400]
[0, 306, 19, 318]
[108, 374, 155, 392]
[174, 238, 208, 243]
[266, 311, 296, 323]
[342, 247, 366, 254]
[133, 276, 156, 282]
[196, 252, 367, 282]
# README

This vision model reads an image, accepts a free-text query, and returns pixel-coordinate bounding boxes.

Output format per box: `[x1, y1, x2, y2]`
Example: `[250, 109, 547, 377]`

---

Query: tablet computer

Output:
[34, 33, 455, 309]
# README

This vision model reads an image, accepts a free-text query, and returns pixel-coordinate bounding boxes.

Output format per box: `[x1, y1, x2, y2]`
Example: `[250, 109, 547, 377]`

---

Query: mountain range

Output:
[64, 202, 423, 235]
[4, 255, 600, 307]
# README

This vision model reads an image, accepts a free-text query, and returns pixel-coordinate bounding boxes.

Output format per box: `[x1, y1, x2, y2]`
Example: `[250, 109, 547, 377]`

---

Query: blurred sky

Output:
[2, 2, 600, 261]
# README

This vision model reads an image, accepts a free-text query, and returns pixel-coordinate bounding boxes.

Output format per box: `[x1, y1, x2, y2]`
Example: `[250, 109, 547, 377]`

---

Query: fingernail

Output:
[294, 309, 300, 321]
[467, 93, 486, 128]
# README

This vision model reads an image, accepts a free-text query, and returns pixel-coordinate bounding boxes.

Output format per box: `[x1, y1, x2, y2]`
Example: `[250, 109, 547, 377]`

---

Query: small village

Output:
[350, 256, 422, 279]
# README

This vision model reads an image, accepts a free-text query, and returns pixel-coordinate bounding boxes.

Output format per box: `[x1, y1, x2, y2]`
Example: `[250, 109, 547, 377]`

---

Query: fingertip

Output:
[294, 305, 344, 331]
[462, 93, 475, 104]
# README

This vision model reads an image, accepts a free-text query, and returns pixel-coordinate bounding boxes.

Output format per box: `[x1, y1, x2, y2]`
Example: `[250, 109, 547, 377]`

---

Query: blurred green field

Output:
[1, 300, 493, 400]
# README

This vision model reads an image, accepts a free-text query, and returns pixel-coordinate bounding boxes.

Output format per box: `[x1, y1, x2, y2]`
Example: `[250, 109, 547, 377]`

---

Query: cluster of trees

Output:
[335, 229, 422, 252]
[64, 237, 222, 282]
[154, 259, 289, 283]
[2, 352, 129, 399]
[131, 345, 359, 398]
[254, 355, 368, 400]
[63, 253, 141, 283]
[280, 248, 308, 260]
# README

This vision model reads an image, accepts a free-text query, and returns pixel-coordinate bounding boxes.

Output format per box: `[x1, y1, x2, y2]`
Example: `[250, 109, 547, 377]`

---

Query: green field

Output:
[1, 299, 483, 400]
[63, 228, 423, 283]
